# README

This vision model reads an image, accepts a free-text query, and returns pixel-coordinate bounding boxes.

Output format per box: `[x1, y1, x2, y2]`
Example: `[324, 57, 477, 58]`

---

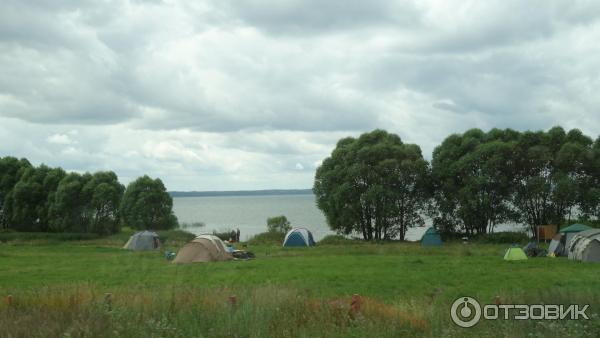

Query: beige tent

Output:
[173, 235, 232, 264]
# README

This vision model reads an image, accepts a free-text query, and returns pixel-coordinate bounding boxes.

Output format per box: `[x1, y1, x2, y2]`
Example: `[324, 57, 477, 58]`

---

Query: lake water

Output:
[174, 194, 438, 241]
[172, 194, 526, 242]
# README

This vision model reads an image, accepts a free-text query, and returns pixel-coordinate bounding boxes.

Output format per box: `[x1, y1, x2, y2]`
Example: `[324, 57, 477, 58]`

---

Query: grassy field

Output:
[0, 234, 599, 337]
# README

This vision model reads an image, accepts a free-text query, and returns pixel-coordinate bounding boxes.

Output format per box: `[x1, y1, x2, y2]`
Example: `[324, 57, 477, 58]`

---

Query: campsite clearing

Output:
[1, 239, 599, 337]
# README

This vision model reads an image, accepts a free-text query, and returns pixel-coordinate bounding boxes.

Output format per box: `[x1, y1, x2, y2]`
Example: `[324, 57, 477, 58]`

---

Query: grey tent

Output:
[123, 231, 161, 251]
[567, 229, 600, 263]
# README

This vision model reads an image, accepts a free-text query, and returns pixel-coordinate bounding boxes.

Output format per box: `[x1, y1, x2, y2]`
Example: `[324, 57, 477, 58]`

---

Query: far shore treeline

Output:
[314, 127, 600, 240]
[0, 159, 177, 234]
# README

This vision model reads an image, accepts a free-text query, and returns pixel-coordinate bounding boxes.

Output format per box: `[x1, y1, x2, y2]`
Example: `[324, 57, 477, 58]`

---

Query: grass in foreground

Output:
[0, 237, 599, 337]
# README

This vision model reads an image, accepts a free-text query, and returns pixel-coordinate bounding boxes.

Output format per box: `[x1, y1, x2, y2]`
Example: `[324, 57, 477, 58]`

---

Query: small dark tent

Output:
[421, 227, 442, 246]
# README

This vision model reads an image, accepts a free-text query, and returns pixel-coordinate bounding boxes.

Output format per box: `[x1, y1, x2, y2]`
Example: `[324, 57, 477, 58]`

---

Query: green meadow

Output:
[1, 235, 599, 337]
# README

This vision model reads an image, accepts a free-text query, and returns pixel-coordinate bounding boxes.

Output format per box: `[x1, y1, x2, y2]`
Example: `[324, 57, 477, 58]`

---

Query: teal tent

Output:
[283, 228, 315, 247]
[421, 228, 442, 246]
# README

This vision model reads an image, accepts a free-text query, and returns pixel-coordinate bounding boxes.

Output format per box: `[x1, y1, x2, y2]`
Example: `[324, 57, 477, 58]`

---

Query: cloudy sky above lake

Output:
[1, 1, 600, 191]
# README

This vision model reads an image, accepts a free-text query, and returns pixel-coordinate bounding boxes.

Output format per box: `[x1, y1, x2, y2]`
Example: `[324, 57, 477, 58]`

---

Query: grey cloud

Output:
[214, 0, 421, 35]
[1, 1, 600, 190]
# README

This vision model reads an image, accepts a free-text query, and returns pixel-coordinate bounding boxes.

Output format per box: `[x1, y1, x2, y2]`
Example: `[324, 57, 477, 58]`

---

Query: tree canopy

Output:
[314, 129, 430, 240]
[0, 156, 176, 234]
[317, 127, 600, 240]
[120, 175, 178, 230]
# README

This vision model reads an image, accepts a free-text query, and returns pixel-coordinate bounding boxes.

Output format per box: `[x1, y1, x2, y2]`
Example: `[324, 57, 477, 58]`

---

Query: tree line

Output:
[0, 157, 178, 234]
[314, 127, 600, 240]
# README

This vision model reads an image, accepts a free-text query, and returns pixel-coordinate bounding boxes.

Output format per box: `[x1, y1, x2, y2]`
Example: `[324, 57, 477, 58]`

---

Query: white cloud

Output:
[47, 133, 74, 145]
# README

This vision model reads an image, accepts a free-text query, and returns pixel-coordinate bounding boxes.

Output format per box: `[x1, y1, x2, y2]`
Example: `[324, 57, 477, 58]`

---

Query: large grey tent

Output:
[567, 229, 600, 263]
[559, 224, 592, 249]
[172, 235, 233, 263]
[123, 231, 161, 251]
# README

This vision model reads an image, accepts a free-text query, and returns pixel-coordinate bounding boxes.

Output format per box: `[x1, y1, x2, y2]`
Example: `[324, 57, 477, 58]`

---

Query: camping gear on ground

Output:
[173, 235, 233, 263]
[523, 242, 547, 257]
[232, 250, 255, 260]
[547, 233, 566, 256]
[165, 251, 176, 260]
[283, 228, 316, 247]
[567, 229, 600, 263]
[123, 230, 161, 251]
[224, 242, 235, 253]
[421, 227, 442, 246]
[559, 224, 592, 250]
[504, 246, 528, 260]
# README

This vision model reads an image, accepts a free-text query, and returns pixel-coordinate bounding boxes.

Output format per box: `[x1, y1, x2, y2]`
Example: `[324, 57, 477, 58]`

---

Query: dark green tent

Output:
[559, 223, 592, 233]
[421, 227, 442, 246]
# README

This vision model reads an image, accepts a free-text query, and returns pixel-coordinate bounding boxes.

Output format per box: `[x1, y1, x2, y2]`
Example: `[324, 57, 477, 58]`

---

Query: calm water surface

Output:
[172, 194, 332, 241]
[172, 194, 525, 241]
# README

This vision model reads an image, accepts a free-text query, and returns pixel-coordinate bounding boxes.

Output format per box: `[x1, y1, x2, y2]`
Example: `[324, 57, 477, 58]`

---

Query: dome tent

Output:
[503, 246, 527, 261]
[420, 227, 442, 246]
[123, 230, 161, 251]
[173, 235, 233, 264]
[283, 228, 315, 247]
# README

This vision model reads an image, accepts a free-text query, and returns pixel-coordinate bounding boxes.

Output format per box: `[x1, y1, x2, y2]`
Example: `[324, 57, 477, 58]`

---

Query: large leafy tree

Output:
[0, 157, 31, 228]
[5, 165, 66, 231]
[314, 130, 429, 240]
[511, 127, 593, 232]
[49, 171, 124, 234]
[120, 175, 178, 230]
[580, 137, 600, 219]
[85, 171, 125, 234]
[431, 129, 518, 235]
[48, 172, 93, 233]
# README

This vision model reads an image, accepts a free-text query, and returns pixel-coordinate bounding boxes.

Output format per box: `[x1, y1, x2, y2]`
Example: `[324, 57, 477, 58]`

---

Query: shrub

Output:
[246, 231, 285, 245]
[211, 230, 234, 241]
[267, 215, 291, 234]
[472, 231, 530, 244]
[560, 219, 600, 229]
[0, 232, 100, 242]
[156, 229, 196, 244]
[318, 235, 357, 245]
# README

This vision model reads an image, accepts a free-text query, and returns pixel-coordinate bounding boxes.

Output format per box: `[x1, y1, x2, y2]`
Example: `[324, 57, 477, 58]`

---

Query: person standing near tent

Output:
[236, 228, 240, 242]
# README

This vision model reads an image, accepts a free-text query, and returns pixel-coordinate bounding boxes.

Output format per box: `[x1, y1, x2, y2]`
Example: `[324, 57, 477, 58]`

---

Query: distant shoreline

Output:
[169, 189, 313, 198]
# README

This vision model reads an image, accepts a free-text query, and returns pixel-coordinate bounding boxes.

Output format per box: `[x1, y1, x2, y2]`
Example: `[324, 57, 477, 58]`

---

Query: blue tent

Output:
[421, 227, 442, 246]
[283, 228, 316, 247]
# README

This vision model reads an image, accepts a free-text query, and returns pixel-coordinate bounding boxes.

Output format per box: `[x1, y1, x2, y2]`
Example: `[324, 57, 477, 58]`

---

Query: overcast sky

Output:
[1, 1, 599, 191]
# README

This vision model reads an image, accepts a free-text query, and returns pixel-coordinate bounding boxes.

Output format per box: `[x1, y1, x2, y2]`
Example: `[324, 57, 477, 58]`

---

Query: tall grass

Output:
[1, 286, 598, 337]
